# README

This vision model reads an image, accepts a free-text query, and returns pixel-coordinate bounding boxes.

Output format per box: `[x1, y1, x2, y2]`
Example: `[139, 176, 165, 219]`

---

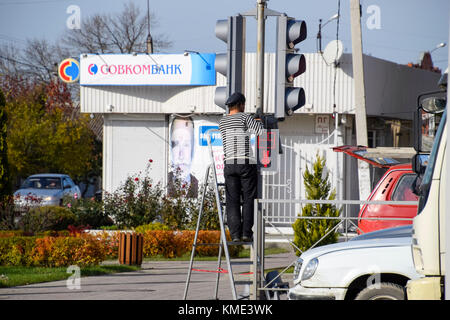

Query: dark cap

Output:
[225, 92, 246, 106]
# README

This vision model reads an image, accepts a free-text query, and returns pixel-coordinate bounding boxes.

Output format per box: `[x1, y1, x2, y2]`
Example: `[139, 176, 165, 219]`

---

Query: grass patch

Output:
[237, 246, 289, 258]
[265, 266, 294, 274]
[0, 264, 140, 288]
[142, 246, 290, 262]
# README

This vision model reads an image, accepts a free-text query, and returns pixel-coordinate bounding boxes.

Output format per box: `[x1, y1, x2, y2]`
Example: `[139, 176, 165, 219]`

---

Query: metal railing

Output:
[251, 198, 417, 299]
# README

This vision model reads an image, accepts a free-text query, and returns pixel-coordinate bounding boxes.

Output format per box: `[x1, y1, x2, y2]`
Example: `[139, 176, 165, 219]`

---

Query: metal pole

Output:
[251, 0, 266, 301]
[256, 0, 266, 115]
[252, 198, 260, 300]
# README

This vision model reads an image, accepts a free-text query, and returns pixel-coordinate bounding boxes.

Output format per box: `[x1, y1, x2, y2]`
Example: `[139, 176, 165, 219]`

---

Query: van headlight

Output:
[301, 258, 319, 281]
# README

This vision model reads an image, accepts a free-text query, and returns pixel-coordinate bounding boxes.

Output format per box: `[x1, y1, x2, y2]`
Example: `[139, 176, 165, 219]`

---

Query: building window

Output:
[368, 130, 376, 148]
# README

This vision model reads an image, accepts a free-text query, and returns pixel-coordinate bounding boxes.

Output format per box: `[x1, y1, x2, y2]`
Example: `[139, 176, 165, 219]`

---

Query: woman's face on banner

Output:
[171, 120, 193, 177]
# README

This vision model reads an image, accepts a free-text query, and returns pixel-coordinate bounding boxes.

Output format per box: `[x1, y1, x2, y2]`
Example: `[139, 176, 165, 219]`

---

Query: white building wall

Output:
[82, 52, 441, 228]
[81, 52, 440, 118]
[103, 114, 167, 193]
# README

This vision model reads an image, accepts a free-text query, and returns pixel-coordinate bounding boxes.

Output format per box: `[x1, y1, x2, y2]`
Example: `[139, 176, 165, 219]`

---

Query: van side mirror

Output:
[421, 97, 446, 114]
[411, 153, 429, 175]
[412, 154, 420, 175]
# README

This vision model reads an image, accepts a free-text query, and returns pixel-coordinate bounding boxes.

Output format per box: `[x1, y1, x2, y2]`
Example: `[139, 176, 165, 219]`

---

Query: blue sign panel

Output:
[199, 126, 222, 146]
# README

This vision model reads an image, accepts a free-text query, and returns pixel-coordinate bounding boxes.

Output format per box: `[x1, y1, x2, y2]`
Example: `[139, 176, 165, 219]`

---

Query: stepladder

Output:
[182, 163, 255, 300]
[182, 128, 289, 300]
[183, 128, 256, 300]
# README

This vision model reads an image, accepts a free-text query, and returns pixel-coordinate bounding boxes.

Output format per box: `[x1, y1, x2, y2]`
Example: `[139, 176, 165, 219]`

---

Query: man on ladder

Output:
[219, 92, 264, 243]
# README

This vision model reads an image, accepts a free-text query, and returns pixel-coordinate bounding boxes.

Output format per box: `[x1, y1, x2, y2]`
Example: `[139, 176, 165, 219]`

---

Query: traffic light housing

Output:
[274, 15, 307, 119]
[214, 15, 245, 110]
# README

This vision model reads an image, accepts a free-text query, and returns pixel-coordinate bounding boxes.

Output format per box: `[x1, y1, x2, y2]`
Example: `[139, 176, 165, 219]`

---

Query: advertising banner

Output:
[80, 53, 216, 86]
[168, 115, 224, 198]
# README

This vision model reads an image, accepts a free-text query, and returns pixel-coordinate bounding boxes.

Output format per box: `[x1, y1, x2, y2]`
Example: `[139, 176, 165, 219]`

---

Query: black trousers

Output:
[224, 163, 258, 239]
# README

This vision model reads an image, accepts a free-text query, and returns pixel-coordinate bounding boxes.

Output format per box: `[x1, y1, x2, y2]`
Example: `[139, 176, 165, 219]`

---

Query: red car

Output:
[357, 163, 418, 234]
[333, 146, 419, 234]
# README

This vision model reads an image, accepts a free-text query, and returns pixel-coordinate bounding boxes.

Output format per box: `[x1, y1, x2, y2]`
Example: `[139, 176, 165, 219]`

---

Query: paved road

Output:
[0, 251, 298, 300]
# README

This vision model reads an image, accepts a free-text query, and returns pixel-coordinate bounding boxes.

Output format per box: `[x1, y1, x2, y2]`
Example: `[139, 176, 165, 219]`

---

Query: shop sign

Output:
[80, 53, 216, 86]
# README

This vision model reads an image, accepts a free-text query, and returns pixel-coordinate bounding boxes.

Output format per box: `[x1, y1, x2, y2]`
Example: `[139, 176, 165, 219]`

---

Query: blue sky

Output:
[0, 0, 449, 71]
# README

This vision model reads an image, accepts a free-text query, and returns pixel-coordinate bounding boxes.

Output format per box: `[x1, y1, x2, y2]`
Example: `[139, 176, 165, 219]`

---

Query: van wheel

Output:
[355, 282, 405, 300]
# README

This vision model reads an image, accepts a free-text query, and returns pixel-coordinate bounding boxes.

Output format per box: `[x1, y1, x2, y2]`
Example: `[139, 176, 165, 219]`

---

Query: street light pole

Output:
[430, 42, 446, 54]
[317, 13, 339, 53]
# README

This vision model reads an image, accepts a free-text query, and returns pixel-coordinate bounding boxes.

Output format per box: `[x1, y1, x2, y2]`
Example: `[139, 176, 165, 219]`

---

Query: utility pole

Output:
[349, 0, 371, 201]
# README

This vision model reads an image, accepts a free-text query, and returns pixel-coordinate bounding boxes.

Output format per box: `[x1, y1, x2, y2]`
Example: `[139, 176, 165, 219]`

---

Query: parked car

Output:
[288, 226, 422, 300]
[357, 163, 418, 234]
[14, 173, 81, 207]
[333, 146, 419, 234]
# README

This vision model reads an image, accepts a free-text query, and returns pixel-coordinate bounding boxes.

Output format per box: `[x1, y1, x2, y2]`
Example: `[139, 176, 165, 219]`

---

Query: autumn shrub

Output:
[0, 230, 69, 237]
[141, 230, 186, 258]
[140, 230, 242, 258]
[0, 236, 37, 266]
[0, 233, 109, 267]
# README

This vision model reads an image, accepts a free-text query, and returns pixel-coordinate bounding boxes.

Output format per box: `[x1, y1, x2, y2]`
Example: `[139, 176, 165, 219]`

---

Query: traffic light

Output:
[214, 15, 245, 110]
[274, 15, 307, 119]
[257, 128, 280, 172]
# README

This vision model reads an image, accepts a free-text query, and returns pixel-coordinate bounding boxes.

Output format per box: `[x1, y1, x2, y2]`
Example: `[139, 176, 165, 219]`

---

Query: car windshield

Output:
[21, 177, 62, 189]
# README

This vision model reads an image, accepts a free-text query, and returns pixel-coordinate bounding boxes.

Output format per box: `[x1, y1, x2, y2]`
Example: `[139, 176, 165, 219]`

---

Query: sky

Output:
[0, 0, 449, 71]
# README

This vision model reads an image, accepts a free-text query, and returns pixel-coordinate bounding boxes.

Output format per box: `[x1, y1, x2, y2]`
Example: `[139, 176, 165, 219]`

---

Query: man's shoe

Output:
[232, 237, 241, 242]
[242, 236, 253, 243]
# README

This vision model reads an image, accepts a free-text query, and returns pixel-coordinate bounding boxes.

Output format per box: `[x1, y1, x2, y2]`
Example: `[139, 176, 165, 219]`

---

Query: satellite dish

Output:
[322, 40, 343, 66]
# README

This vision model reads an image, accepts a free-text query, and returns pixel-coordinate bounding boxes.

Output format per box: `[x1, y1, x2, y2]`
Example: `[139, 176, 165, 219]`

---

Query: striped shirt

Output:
[219, 112, 264, 163]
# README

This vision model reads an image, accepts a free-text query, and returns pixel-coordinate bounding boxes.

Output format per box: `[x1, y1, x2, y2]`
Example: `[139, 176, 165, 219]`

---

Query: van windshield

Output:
[418, 109, 446, 213]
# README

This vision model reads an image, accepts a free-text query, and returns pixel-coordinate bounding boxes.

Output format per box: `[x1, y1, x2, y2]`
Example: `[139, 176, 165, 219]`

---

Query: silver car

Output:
[14, 174, 81, 207]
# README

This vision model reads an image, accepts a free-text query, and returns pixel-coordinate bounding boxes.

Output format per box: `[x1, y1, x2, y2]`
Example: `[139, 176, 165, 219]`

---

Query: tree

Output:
[0, 89, 11, 199]
[0, 1, 172, 85]
[2, 78, 95, 186]
[292, 154, 340, 255]
[62, 1, 172, 54]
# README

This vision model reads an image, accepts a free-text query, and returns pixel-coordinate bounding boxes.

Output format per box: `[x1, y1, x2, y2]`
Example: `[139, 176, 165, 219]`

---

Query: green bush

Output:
[134, 222, 170, 233]
[292, 154, 340, 255]
[187, 180, 221, 231]
[0, 196, 18, 230]
[20, 205, 77, 233]
[103, 164, 163, 228]
[63, 196, 113, 228]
